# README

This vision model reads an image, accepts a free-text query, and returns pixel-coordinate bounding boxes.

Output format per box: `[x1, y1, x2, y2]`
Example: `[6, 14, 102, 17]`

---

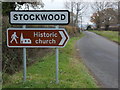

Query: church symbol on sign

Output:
[20, 33, 32, 44]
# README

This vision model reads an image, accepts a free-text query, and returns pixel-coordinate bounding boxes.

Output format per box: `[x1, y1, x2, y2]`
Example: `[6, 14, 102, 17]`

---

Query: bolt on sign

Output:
[7, 28, 69, 48]
[9, 10, 70, 25]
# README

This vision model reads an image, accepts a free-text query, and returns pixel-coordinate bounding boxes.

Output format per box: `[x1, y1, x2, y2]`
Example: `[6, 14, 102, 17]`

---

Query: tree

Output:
[64, 1, 75, 27]
[91, 8, 118, 30]
[86, 25, 92, 30]
[16, 1, 44, 10]
[90, 1, 118, 30]
[65, 0, 87, 27]
[90, 12, 101, 29]
[91, 1, 113, 30]
[2, 2, 15, 16]
[101, 8, 118, 30]
[74, 1, 87, 27]
[2, 1, 44, 16]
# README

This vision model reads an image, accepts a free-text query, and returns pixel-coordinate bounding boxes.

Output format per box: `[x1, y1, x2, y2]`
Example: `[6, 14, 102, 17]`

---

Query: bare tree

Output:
[64, 1, 75, 27]
[65, 0, 87, 28]
[74, 1, 87, 27]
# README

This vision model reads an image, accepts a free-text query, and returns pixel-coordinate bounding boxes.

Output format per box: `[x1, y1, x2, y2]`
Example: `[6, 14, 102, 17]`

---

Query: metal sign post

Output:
[55, 25, 59, 84]
[56, 48, 59, 84]
[8, 10, 70, 83]
[23, 25, 27, 82]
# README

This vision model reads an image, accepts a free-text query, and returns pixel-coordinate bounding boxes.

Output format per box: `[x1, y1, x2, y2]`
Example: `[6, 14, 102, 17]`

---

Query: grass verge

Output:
[92, 31, 119, 44]
[3, 33, 98, 88]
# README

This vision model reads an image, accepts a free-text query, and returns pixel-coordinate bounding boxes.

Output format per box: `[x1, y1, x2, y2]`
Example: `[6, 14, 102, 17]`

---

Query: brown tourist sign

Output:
[7, 28, 69, 48]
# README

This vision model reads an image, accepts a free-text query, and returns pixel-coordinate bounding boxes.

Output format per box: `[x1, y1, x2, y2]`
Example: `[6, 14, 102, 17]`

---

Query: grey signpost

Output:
[23, 25, 27, 81]
[9, 10, 70, 84]
[56, 48, 59, 84]
[55, 25, 59, 84]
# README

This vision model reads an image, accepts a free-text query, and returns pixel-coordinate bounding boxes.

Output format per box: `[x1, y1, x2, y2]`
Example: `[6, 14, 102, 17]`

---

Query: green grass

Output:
[3, 34, 98, 88]
[92, 31, 119, 44]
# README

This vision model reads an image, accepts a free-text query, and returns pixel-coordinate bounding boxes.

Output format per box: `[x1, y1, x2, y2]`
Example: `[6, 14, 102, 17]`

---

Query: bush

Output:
[63, 25, 80, 37]
[2, 73, 12, 84]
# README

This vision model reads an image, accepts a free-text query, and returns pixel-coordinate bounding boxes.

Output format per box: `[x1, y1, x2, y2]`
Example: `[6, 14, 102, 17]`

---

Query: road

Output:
[76, 31, 118, 88]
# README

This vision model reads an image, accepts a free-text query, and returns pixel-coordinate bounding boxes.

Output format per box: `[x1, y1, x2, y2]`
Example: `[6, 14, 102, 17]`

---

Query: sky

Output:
[42, 0, 94, 26]
[15, 0, 118, 27]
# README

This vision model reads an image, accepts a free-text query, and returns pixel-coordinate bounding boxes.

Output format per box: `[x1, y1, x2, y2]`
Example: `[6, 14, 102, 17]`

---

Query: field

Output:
[3, 34, 98, 88]
[92, 31, 119, 44]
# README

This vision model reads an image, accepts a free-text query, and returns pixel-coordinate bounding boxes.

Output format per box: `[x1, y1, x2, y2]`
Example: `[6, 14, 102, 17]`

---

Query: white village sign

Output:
[10, 10, 70, 25]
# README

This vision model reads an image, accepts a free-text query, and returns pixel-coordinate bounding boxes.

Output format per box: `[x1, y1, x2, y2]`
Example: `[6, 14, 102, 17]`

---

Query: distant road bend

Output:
[76, 31, 118, 88]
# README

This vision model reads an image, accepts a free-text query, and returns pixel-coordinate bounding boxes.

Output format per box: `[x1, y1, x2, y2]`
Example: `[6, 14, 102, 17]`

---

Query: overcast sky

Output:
[15, 0, 118, 26]
[42, 0, 93, 26]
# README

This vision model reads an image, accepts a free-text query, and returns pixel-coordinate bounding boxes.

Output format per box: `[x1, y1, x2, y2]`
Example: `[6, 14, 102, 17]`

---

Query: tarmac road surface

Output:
[76, 31, 118, 88]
